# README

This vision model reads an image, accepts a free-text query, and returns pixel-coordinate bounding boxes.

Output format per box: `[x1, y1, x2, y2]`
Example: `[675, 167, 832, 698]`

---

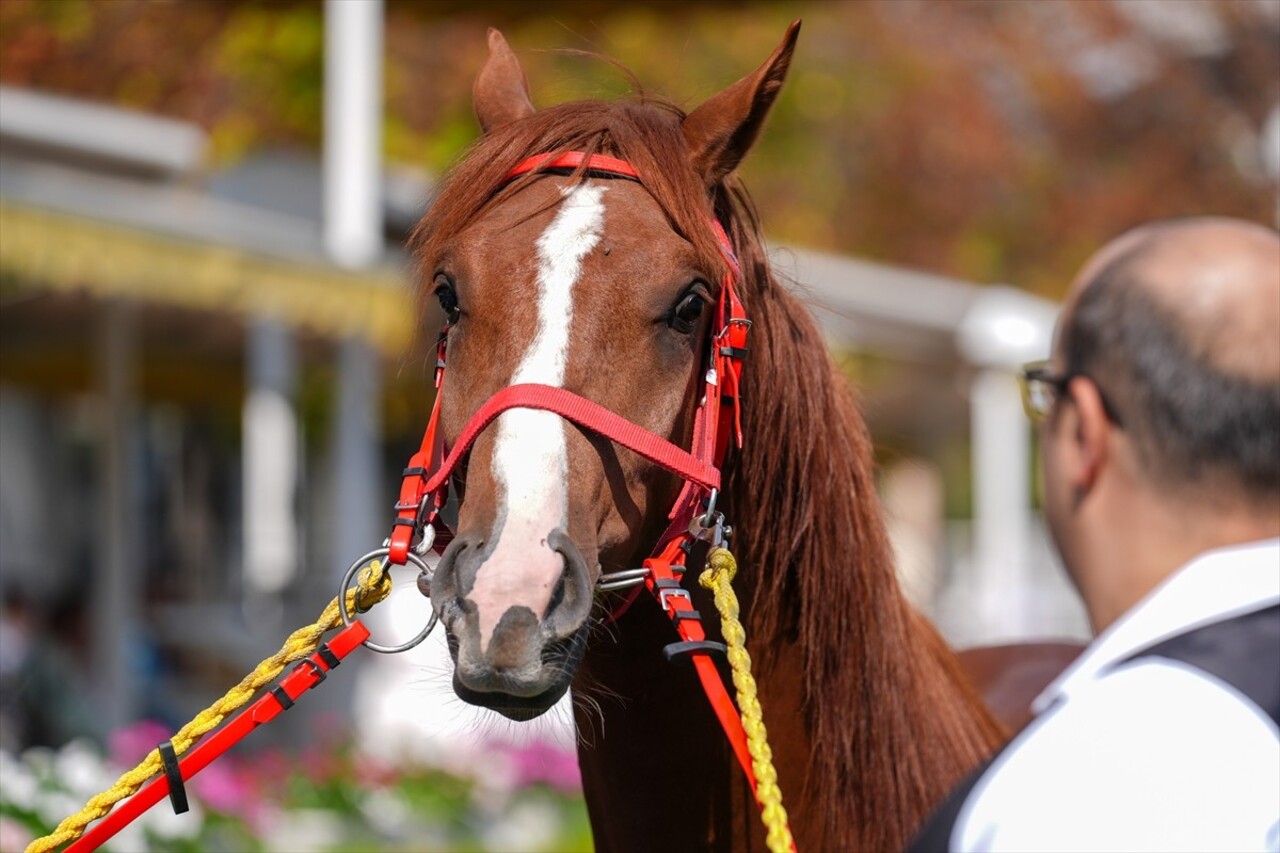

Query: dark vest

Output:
[905, 604, 1280, 853]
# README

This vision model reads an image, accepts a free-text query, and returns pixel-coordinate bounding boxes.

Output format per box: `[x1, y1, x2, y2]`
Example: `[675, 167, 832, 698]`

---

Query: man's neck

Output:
[1082, 496, 1279, 634]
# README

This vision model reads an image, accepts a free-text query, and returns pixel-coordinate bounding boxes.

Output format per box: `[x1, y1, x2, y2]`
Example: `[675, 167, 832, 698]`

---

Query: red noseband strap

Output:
[425, 384, 720, 497]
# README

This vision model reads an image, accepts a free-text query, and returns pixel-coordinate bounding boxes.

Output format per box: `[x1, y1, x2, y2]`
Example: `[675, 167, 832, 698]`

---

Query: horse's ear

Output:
[681, 20, 800, 186]
[474, 28, 535, 134]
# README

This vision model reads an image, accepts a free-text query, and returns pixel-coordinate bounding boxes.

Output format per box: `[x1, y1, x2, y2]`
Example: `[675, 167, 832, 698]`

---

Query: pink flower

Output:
[108, 720, 172, 768]
[496, 740, 582, 794]
[189, 762, 246, 813]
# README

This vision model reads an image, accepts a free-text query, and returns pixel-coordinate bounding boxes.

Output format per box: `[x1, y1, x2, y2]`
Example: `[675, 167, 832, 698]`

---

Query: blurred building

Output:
[0, 79, 436, 742]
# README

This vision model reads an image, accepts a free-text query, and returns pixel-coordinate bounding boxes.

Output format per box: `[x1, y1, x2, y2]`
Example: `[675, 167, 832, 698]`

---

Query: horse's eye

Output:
[434, 274, 461, 324]
[669, 290, 708, 334]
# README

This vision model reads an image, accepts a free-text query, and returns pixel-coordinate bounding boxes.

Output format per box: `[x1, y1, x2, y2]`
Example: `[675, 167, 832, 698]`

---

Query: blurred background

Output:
[0, 1, 1276, 850]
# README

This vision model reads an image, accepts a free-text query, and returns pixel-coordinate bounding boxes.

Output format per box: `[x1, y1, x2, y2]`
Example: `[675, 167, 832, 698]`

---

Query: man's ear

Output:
[474, 28, 535, 134]
[681, 20, 800, 187]
[1065, 377, 1113, 495]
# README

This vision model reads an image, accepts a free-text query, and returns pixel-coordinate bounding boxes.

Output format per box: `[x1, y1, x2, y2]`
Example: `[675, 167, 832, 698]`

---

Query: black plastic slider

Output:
[316, 643, 341, 670]
[270, 685, 294, 711]
[663, 640, 728, 665]
[158, 740, 189, 815]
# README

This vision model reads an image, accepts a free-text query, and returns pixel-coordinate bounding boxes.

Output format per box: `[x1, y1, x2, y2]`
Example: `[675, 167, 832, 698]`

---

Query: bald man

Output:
[910, 218, 1280, 852]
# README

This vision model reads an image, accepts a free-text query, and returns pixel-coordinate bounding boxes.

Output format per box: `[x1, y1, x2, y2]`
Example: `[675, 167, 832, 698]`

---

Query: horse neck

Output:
[574, 269, 1004, 852]
[727, 274, 1005, 850]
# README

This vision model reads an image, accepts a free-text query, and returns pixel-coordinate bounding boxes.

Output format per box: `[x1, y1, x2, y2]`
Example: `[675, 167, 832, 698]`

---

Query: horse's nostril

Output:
[545, 560, 569, 617]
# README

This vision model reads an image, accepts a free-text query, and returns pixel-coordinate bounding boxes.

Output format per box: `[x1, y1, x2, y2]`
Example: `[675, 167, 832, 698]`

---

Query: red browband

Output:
[387, 151, 761, 797]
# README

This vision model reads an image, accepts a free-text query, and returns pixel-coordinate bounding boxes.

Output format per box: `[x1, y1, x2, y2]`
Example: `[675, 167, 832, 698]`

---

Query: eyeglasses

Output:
[1017, 361, 1068, 422]
[1017, 360, 1123, 425]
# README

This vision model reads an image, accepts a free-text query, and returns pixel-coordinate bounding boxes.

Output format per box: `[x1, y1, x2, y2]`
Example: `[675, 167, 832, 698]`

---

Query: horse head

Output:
[412, 24, 799, 720]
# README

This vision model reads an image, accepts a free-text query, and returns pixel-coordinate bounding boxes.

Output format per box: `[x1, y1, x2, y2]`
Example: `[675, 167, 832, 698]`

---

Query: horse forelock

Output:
[410, 98, 732, 318]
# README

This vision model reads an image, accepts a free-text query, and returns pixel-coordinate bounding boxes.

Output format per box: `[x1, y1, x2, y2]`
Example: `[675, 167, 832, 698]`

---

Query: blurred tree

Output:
[1, 0, 1274, 298]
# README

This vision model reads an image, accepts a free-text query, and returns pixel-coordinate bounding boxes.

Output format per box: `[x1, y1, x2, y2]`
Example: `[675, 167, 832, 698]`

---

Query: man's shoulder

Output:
[952, 663, 1279, 851]
[1056, 659, 1277, 753]
[1118, 601, 1279, 725]
[990, 661, 1274, 784]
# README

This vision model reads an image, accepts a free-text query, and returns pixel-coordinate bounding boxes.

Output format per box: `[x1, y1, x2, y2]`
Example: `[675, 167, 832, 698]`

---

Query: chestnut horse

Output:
[411, 22, 1006, 851]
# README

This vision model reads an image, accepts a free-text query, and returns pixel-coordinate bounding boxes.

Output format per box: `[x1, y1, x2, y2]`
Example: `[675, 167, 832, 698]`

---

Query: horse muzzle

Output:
[428, 527, 593, 718]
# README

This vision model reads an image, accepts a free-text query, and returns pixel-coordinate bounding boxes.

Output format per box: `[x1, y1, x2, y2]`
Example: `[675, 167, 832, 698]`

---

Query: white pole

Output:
[243, 319, 298, 605]
[323, 0, 384, 565]
[324, 0, 384, 268]
[969, 368, 1031, 642]
[958, 287, 1059, 643]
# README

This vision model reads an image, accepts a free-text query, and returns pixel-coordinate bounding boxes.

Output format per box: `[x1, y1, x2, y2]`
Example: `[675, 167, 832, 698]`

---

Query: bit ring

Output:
[339, 547, 438, 654]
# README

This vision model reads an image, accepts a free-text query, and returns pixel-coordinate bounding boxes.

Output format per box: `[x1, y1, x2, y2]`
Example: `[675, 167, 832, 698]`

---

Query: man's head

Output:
[1038, 217, 1280, 629]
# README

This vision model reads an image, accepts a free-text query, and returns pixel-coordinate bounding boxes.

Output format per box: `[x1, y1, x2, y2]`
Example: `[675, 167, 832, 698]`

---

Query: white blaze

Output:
[471, 184, 607, 647]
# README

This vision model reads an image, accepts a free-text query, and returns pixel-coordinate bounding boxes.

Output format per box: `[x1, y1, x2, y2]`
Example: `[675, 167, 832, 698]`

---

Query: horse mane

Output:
[411, 94, 1003, 851]
[719, 185, 1004, 848]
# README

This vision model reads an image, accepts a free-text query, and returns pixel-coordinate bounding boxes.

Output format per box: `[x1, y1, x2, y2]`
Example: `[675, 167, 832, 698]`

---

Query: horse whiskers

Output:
[586, 595, 626, 643]
[571, 691, 605, 748]
[589, 614, 623, 644]
[408, 672, 457, 699]
[572, 677, 626, 718]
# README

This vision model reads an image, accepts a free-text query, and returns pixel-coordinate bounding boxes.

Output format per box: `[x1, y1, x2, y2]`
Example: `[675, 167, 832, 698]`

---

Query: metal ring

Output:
[700, 488, 719, 527]
[339, 547, 438, 654]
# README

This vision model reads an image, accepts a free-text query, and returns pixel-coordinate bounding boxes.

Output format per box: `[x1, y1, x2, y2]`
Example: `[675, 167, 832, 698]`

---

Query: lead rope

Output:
[25, 562, 393, 853]
[699, 546, 795, 853]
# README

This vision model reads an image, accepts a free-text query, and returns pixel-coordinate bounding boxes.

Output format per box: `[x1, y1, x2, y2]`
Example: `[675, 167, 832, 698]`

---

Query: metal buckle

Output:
[658, 586, 692, 611]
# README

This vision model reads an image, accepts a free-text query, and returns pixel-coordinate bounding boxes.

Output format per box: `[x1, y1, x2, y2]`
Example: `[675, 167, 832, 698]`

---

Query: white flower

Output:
[111, 820, 148, 853]
[36, 792, 81, 829]
[141, 795, 203, 842]
[481, 797, 561, 852]
[264, 808, 345, 853]
[54, 740, 112, 799]
[20, 746, 55, 783]
[0, 750, 38, 810]
[359, 788, 410, 836]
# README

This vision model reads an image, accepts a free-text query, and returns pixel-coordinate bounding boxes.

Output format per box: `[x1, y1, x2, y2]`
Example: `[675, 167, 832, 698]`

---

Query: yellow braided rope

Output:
[26, 560, 392, 853]
[699, 546, 794, 853]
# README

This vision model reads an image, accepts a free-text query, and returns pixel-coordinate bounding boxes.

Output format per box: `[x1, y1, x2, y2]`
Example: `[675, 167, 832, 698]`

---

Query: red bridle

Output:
[386, 152, 763, 794]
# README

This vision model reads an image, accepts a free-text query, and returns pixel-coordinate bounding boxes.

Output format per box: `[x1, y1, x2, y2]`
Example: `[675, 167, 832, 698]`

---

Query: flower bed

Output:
[0, 721, 591, 852]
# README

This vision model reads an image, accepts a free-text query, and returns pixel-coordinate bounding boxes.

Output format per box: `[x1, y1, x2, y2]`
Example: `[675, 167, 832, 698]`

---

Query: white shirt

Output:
[955, 538, 1280, 853]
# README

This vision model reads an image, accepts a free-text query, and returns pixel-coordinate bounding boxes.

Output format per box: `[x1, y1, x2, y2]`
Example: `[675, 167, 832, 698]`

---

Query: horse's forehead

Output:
[445, 179, 694, 320]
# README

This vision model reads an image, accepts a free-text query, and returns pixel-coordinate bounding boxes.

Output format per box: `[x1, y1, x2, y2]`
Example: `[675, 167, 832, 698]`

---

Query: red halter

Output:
[386, 152, 761, 793]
